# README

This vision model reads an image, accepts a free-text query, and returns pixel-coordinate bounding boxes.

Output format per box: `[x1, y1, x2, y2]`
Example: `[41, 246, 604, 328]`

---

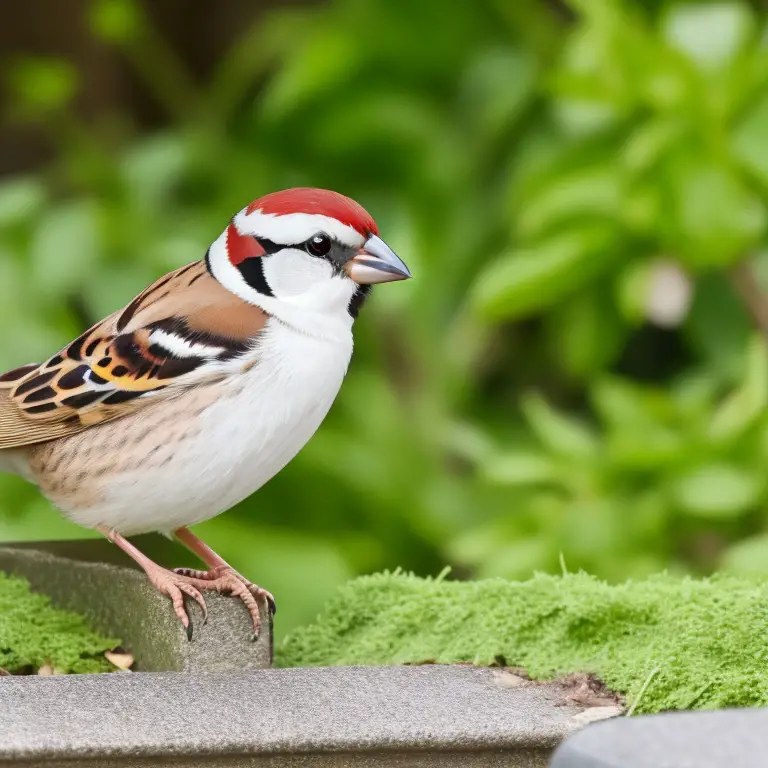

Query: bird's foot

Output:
[173, 564, 275, 640]
[143, 562, 209, 641]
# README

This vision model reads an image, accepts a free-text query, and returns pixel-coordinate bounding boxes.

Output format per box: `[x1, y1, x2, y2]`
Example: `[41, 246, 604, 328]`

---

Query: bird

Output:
[0, 187, 411, 640]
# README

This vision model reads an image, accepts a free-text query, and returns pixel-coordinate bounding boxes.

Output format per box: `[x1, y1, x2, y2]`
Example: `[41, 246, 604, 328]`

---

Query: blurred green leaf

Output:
[460, 48, 536, 142]
[622, 119, 685, 175]
[721, 533, 768, 575]
[476, 537, 553, 580]
[592, 377, 662, 431]
[615, 259, 653, 323]
[685, 273, 752, 378]
[709, 334, 768, 441]
[484, 451, 560, 486]
[470, 225, 619, 320]
[260, 26, 360, 120]
[517, 164, 621, 240]
[732, 93, 768, 190]
[549, 287, 627, 378]
[0, 179, 46, 228]
[6, 58, 78, 114]
[673, 464, 763, 519]
[670, 162, 766, 266]
[119, 134, 187, 209]
[30, 201, 101, 298]
[521, 393, 598, 459]
[661, 2, 754, 72]
[89, 0, 143, 44]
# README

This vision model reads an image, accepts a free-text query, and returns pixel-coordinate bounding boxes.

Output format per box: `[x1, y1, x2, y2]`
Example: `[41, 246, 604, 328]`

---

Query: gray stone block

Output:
[0, 546, 272, 672]
[551, 707, 768, 768]
[0, 665, 602, 767]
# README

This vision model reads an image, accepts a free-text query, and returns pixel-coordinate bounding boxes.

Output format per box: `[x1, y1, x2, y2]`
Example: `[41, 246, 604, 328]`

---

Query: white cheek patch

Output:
[262, 250, 358, 315]
[206, 224, 358, 337]
[261, 250, 333, 298]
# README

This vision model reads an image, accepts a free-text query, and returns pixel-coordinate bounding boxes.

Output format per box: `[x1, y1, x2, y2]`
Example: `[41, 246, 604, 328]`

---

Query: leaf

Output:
[673, 464, 763, 519]
[119, 134, 187, 210]
[260, 26, 361, 120]
[721, 533, 768, 576]
[484, 451, 560, 486]
[661, 3, 754, 72]
[669, 162, 766, 267]
[29, 201, 101, 298]
[732, 93, 768, 190]
[709, 334, 768, 441]
[89, 0, 143, 44]
[0, 179, 46, 228]
[591, 377, 661, 431]
[470, 225, 619, 321]
[517, 164, 621, 240]
[591, 379, 687, 469]
[622, 119, 686, 175]
[6, 58, 78, 114]
[476, 538, 552, 580]
[615, 259, 654, 323]
[549, 288, 628, 378]
[105, 650, 134, 671]
[521, 393, 599, 459]
[460, 48, 536, 142]
[685, 273, 751, 378]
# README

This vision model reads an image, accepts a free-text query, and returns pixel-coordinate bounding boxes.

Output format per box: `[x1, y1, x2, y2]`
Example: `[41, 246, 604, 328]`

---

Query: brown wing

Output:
[0, 261, 267, 449]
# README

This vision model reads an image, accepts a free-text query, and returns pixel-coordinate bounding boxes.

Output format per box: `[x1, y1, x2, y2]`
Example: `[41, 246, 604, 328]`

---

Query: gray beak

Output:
[343, 234, 412, 284]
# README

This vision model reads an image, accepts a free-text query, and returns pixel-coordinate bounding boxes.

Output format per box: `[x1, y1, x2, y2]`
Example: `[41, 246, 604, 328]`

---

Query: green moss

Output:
[0, 572, 120, 674]
[277, 570, 768, 714]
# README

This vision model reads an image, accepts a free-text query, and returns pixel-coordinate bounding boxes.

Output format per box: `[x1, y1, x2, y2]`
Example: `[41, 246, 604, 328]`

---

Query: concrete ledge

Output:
[551, 707, 768, 768]
[0, 546, 272, 672]
[0, 665, 604, 767]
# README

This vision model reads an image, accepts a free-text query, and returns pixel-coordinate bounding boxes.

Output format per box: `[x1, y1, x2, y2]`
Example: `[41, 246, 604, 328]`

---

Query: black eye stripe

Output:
[255, 235, 336, 256]
[254, 237, 283, 254]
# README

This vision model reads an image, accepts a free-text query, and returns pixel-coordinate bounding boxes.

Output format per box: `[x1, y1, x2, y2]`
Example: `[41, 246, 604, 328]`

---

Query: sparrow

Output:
[0, 187, 411, 639]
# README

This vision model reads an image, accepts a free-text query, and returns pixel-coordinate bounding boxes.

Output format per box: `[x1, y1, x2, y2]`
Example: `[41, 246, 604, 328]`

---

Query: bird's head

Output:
[206, 188, 410, 321]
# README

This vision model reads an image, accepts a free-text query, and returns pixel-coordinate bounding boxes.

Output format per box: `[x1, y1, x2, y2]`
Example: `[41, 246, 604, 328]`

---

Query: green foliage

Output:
[0, 573, 119, 673]
[277, 570, 768, 714]
[3, 0, 768, 637]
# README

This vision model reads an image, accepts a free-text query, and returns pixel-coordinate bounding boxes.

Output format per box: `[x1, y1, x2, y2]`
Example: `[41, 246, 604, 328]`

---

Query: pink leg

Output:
[173, 527, 275, 640]
[97, 526, 208, 640]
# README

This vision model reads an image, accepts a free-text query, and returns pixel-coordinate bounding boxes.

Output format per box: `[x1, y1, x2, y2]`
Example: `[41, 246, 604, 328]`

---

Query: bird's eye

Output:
[306, 233, 332, 257]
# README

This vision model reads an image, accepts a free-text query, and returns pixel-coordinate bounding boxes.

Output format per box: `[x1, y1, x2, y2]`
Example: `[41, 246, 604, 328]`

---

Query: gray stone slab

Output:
[551, 707, 768, 768]
[0, 665, 599, 767]
[0, 546, 271, 673]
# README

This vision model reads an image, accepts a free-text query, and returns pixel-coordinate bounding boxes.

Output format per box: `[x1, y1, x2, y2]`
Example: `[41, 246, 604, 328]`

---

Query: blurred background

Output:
[2, 0, 768, 637]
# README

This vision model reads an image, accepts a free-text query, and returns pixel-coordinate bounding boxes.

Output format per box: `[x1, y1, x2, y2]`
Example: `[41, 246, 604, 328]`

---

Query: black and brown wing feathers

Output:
[0, 261, 268, 449]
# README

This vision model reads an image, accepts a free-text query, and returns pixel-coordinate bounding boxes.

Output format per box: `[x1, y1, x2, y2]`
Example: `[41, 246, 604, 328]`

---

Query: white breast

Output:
[85, 320, 353, 535]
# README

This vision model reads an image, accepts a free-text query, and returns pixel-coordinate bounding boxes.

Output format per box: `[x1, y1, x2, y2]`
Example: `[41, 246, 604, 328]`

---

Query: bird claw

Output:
[142, 563, 209, 639]
[170, 565, 273, 639]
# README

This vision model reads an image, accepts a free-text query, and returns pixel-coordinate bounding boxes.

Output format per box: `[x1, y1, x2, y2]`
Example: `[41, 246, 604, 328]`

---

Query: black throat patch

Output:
[348, 285, 372, 319]
[237, 254, 274, 297]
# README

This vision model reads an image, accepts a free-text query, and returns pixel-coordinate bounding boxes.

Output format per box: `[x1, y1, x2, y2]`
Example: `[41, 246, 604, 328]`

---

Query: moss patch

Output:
[277, 570, 768, 714]
[0, 572, 120, 674]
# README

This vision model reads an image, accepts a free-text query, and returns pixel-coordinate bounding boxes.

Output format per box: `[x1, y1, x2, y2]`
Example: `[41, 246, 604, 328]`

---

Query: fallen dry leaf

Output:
[105, 651, 134, 671]
[37, 664, 54, 676]
[492, 670, 528, 688]
[0, 668, 9, 677]
[571, 706, 624, 726]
